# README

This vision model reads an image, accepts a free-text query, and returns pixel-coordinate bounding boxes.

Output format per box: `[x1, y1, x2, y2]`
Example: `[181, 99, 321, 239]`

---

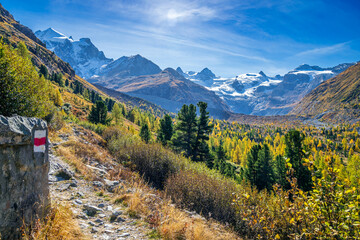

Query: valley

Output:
[1, 2, 360, 240]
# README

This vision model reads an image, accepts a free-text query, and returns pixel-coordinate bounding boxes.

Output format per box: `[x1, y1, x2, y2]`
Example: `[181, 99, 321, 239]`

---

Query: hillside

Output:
[95, 84, 171, 117]
[291, 62, 360, 121]
[94, 68, 231, 119]
[0, 4, 74, 79]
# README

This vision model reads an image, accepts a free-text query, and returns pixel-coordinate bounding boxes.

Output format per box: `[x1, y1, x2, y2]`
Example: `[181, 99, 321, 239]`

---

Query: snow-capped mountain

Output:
[177, 67, 217, 87]
[179, 63, 355, 115]
[35, 28, 112, 79]
[36, 28, 162, 81]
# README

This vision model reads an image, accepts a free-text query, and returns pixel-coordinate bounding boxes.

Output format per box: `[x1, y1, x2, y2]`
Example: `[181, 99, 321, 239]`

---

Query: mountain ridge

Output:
[95, 67, 231, 119]
[290, 62, 360, 122]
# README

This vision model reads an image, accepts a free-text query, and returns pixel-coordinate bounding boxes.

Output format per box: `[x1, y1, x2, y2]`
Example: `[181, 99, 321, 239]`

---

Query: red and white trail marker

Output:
[34, 130, 46, 153]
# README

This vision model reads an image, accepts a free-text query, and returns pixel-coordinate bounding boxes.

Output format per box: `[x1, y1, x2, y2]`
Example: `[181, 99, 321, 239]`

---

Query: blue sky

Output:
[3, 0, 360, 77]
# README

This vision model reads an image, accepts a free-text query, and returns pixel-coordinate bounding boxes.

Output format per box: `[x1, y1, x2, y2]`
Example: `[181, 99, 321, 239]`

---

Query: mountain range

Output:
[29, 26, 360, 120]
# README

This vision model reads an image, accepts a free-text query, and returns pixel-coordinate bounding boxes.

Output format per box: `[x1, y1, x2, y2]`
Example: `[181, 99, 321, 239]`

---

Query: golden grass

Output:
[21, 203, 88, 240]
[48, 124, 72, 143]
[56, 144, 96, 180]
[112, 171, 241, 240]
[54, 126, 113, 180]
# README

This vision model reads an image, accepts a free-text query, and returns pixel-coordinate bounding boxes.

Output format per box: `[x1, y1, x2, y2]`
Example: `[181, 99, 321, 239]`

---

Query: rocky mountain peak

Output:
[176, 67, 185, 75]
[259, 71, 267, 77]
[295, 64, 323, 71]
[0, 3, 13, 19]
[163, 67, 184, 79]
[36, 27, 113, 79]
[196, 67, 216, 81]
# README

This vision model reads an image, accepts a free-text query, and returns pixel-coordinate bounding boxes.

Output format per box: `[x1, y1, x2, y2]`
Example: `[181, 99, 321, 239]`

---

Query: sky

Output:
[3, 0, 360, 77]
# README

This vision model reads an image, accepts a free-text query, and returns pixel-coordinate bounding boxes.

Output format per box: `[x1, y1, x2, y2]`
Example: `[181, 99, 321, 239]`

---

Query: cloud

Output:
[94, 24, 269, 62]
[295, 41, 350, 57]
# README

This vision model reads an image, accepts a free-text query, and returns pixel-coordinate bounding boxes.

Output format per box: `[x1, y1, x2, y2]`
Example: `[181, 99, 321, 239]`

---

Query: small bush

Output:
[165, 168, 238, 229]
[78, 120, 106, 135]
[106, 128, 182, 189]
[48, 110, 66, 131]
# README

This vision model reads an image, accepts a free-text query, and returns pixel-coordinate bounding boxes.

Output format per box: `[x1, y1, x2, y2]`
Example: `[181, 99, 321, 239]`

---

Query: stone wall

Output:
[0, 115, 49, 240]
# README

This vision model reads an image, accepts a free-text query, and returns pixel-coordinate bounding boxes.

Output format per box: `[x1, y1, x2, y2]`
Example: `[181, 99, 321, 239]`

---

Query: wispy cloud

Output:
[295, 42, 350, 57]
[94, 23, 270, 62]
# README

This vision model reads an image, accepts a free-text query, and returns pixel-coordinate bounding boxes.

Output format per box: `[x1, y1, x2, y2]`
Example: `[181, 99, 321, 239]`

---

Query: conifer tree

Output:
[171, 104, 197, 158]
[245, 144, 275, 190]
[88, 101, 108, 124]
[140, 123, 151, 143]
[192, 102, 214, 162]
[274, 154, 288, 188]
[157, 114, 173, 145]
[255, 144, 274, 191]
[285, 129, 312, 191]
[39, 64, 49, 79]
[214, 143, 228, 173]
[245, 144, 262, 188]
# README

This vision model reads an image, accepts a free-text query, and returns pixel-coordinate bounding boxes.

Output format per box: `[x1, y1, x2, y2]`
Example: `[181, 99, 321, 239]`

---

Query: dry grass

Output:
[56, 144, 97, 180]
[61, 91, 92, 120]
[111, 170, 241, 240]
[48, 124, 72, 143]
[21, 203, 87, 240]
[53, 124, 114, 181]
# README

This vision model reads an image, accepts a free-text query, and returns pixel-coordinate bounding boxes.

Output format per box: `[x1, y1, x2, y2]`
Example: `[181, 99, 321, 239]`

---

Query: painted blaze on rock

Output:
[34, 129, 46, 153]
[0, 115, 49, 240]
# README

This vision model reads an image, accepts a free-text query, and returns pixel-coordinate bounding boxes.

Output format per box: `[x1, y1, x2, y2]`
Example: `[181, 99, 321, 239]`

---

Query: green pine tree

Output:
[192, 102, 214, 162]
[274, 155, 289, 189]
[285, 129, 312, 191]
[245, 144, 262, 188]
[214, 143, 228, 173]
[140, 123, 151, 143]
[171, 104, 197, 158]
[88, 101, 108, 124]
[255, 144, 275, 191]
[157, 114, 173, 145]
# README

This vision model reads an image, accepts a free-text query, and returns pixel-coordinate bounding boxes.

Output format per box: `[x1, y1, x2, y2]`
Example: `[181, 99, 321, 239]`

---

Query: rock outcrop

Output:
[0, 115, 49, 240]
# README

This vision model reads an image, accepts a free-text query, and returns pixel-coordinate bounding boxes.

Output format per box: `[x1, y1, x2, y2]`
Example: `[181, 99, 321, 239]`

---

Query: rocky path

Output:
[48, 128, 151, 240]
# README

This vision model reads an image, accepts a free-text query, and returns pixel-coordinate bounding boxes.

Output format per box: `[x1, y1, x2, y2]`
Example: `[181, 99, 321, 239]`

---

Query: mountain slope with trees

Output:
[95, 67, 231, 119]
[291, 62, 360, 121]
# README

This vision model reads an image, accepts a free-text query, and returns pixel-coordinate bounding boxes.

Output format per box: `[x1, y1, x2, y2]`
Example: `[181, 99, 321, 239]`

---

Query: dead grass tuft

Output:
[55, 144, 96, 180]
[21, 203, 88, 240]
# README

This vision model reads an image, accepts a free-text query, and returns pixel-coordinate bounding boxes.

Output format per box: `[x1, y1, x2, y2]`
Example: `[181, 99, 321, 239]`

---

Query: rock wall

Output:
[0, 115, 49, 240]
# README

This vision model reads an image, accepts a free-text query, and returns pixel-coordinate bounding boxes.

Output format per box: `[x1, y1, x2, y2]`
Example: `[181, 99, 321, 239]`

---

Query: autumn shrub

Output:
[109, 140, 181, 189]
[0, 41, 55, 118]
[48, 110, 66, 131]
[165, 168, 238, 226]
[78, 120, 106, 135]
